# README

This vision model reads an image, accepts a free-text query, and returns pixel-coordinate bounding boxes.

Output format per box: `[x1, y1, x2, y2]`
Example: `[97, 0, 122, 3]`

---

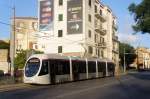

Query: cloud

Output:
[118, 33, 139, 43]
[118, 14, 140, 45]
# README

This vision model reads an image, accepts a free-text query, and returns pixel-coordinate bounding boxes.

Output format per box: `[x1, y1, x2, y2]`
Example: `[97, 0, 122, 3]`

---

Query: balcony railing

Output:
[112, 49, 119, 54]
[95, 42, 107, 48]
[112, 35, 119, 42]
[112, 24, 118, 31]
[95, 25, 107, 35]
[95, 13, 106, 22]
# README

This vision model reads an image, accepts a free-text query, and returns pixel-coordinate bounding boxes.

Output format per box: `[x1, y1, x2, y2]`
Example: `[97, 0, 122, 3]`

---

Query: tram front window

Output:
[25, 58, 40, 77]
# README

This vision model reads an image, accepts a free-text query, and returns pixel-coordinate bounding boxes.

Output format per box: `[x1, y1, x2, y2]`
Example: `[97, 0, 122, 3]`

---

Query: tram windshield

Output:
[25, 58, 40, 77]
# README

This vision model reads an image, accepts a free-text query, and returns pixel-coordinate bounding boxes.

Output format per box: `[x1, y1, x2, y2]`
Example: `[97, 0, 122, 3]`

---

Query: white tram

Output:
[24, 54, 115, 84]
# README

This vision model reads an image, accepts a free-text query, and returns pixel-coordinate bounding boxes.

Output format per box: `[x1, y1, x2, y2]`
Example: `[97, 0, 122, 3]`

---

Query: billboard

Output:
[39, 0, 53, 31]
[67, 0, 83, 34]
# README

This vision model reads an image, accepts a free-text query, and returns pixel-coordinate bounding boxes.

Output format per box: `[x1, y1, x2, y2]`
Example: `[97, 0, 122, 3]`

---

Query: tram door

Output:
[49, 60, 56, 84]
[72, 61, 80, 81]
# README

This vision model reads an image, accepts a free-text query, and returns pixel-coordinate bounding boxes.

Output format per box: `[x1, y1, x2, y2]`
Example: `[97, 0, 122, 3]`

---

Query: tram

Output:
[24, 54, 115, 84]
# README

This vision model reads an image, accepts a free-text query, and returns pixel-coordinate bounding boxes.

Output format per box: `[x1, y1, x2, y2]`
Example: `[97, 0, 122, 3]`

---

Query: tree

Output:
[119, 42, 136, 69]
[0, 40, 9, 49]
[128, 0, 150, 34]
[14, 50, 43, 69]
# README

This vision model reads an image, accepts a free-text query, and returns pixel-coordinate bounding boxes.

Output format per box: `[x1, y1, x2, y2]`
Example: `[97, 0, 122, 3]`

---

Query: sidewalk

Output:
[0, 83, 32, 92]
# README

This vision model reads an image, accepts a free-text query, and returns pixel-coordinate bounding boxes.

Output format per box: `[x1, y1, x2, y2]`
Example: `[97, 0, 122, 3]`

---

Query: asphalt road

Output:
[0, 72, 150, 99]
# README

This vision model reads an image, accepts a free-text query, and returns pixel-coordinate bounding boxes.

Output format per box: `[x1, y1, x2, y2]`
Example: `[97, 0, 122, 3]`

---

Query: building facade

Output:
[0, 40, 10, 74]
[37, 0, 119, 66]
[12, 17, 38, 53]
[133, 47, 150, 69]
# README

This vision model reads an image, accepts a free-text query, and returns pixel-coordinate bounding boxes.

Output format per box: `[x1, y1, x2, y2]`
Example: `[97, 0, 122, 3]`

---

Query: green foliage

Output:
[119, 42, 136, 68]
[14, 50, 26, 69]
[14, 50, 44, 69]
[0, 70, 4, 76]
[0, 41, 9, 49]
[128, 0, 150, 33]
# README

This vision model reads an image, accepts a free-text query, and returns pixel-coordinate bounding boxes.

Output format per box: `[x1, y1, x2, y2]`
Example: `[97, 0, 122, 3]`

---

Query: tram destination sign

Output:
[67, 0, 83, 34]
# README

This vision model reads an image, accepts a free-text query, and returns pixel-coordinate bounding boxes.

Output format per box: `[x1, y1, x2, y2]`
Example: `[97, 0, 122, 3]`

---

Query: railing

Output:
[95, 12, 106, 22]
[95, 42, 107, 48]
[112, 35, 118, 41]
[95, 25, 107, 35]
[112, 24, 118, 31]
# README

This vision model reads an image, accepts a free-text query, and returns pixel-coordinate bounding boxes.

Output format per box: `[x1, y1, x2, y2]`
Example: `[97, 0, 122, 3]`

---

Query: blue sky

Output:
[0, 0, 150, 48]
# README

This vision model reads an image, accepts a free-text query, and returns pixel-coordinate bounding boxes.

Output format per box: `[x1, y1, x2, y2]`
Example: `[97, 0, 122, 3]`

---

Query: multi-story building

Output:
[133, 47, 150, 69]
[37, 0, 119, 66]
[12, 17, 38, 52]
[0, 40, 10, 74]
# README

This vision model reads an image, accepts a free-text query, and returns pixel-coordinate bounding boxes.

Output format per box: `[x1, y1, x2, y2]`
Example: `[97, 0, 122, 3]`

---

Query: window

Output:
[88, 61, 96, 73]
[100, 37, 104, 43]
[98, 62, 106, 72]
[107, 63, 115, 72]
[59, 0, 63, 6]
[88, 46, 93, 54]
[88, 14, 91, 22]
[95, 5, 97, 13]
[72, 61, 86, 73]
[95, 34, 97, 43]
[58, 46, 62, 53]
[25, 58, 40, 77]
[58, 30, 63, 37]
[55, 60, 70, 75]
[101, 50, 104, 58]
[39, 60, 49, 76]
[88, 30, 91, 38]
[100, 9, 102, 15]
[98, 49, 100, 57]
[89, 0, 91, 7]
[58, 14, 63, 21]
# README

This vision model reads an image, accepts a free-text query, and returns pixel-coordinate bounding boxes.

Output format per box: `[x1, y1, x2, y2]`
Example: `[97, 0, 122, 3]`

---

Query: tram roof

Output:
[29, 54, 113, 62]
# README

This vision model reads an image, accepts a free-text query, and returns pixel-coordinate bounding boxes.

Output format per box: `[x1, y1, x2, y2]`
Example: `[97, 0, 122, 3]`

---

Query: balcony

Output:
[95, 13, 106, 22]
[95, 42, 107, 48]
[112, 35, 119, 42]
[95, 25, 107, 35]
[112, 23, 118, 31]
[112, 49, 119, 54]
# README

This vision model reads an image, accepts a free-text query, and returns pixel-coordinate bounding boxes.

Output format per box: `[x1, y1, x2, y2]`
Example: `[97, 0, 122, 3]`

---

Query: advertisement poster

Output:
[67, 0, 83, 34]
[39, 0, 53, 31]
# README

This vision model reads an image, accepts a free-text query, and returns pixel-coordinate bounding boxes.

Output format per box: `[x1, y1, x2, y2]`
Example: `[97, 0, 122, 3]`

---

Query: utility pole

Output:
[10, 6, 15, 76]
[136, 48, 139, 71]
[123, 48, 126, 73]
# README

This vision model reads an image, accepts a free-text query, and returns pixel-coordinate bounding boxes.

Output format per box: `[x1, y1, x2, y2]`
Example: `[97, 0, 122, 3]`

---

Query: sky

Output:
[0, 0, 150, 48]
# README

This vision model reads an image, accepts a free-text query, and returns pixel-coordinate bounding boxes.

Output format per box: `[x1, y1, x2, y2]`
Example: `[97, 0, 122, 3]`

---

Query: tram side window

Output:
[108, 63, 115, 71]
[39, 60, 49, 76]
[72, 61, 86, 73]
[88, 61, 96, 73]
[79, 61, 86, 73]
[55, 60, 70, 75]
[98, 62, 106, 72]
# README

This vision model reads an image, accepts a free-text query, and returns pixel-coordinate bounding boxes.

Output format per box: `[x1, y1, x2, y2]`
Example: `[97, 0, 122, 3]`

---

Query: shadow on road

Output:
[128, 71, 150, 81]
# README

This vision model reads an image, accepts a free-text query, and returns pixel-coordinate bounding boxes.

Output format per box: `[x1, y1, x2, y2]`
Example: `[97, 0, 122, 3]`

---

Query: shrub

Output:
[0, 70, 4, 77]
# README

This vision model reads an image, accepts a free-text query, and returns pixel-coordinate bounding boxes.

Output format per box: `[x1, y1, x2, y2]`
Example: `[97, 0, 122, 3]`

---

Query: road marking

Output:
[56, 77, 134, 98]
